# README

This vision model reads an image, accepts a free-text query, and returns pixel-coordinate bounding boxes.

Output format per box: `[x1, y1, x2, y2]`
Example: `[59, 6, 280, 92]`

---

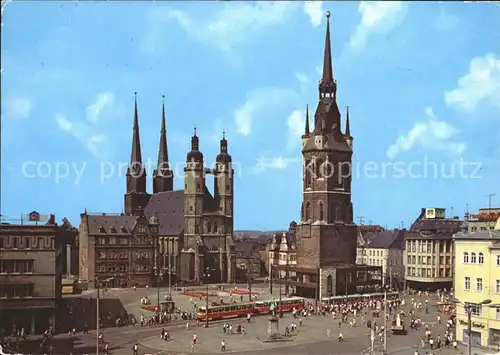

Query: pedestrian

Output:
[133, 343, 138, 355]
[221, 339, 226, 352]
[338, 333, 343, 342]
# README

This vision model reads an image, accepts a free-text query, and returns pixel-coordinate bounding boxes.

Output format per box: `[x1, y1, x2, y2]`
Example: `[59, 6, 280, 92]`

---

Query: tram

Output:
[196, 297, 305, 321]
[321, 291, 400, 306]
[254, 297, 305, 314]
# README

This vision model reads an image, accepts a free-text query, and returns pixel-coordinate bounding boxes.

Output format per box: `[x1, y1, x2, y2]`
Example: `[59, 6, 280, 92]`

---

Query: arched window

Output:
[471, 252, 477, 263]
[463, 252, 469, 263]
[319, 201, 324, 221]
[335, 207, 340, 221]
[478, 252, 484, 264]
[301, 202, 304, 220]
[305, 202, 311, 221]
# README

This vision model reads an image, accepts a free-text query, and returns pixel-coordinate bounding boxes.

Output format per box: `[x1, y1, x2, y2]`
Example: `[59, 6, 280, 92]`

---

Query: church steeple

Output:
[345, 106, 353, 149]
[345, 106, 351, 137]
[186, 126, 203, 162]
[313, 10, 341, 137]
[303, 104, 310, 137]
[125, 92, 150, 216]
[130, 92, 143, 166]
[319, 11, 337, 99]
[153, 95, 174, 193]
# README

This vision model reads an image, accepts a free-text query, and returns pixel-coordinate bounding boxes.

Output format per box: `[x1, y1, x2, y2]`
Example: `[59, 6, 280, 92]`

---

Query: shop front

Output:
[489, 328, 500, 350]
[458, 318, 487, 347]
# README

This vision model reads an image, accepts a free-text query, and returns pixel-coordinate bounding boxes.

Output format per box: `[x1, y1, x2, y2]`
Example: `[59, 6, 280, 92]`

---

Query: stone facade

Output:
[79, 96, 235, 287]
[0, 216, 74, 334]
[294, 12, 358, 291]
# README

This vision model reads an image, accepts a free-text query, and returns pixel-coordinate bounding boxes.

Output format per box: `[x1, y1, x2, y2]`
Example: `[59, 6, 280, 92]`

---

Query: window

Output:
[109, 237, 116, 245]
[496, 280, 500, 294]
[496, 307, 500, 320]
[23, 260, 34, 273]
[471, 252, 477, 263]
[476, 278, 483, 292]
[465, 302, 482, 317]
[463, 252, 469, 263]
[0, 284, 34, 298]
[478, 252, 484, 264]
[465, 277, 471, 290]
[497, 255, 500, 266]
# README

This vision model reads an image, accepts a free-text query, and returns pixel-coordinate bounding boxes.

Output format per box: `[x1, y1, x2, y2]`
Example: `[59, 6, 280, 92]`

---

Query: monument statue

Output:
[269, 297, 277, 318]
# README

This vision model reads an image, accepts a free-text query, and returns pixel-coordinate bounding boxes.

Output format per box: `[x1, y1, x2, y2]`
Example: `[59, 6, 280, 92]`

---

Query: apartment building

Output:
[0, 214, 71, 335]
[404, 208, 462, 291]
[453, 230, 500, 349]
[363, 229, 405, 289]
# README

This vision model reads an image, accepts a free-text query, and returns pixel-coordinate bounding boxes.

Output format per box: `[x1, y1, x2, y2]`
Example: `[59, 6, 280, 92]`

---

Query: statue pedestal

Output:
[267, 316, 280, 339]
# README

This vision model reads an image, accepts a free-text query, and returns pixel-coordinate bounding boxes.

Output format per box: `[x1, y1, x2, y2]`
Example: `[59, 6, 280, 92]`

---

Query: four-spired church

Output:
[79, 95, 235, 288]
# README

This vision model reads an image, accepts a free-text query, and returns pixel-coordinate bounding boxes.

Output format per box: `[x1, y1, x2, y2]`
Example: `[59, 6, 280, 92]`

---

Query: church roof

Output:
[144, 190, 185, 235]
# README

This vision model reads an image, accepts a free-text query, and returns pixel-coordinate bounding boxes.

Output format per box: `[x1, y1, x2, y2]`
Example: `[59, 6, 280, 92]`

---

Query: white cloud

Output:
[444, 53, 500, 114]
[55, 114, 73, 131]
[304, 1, 323, 28]
[56, 113, 109, 158]
[86, 92, 115, 123]
[55, 92, 117, 158]
[286, 109, 306, 149]
[143, 2, 299, 54]
[349, 2, 408, 51]
[254, 155, 300, 173]
[4, 97, 32, 119]
[387, 107, 466, 159]
[234, 88, 297, 136]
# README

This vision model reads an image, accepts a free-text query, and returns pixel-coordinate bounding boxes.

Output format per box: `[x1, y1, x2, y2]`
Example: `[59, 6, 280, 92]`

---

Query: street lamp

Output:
[452, 298, 492, 355]
[95, 276, 100, 355]
[203, 266, 211, 328]
[153, 267, 164, 314]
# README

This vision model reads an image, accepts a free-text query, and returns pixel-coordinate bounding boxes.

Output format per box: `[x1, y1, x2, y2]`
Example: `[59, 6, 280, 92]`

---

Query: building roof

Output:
[404, 208, 463, 240]
[453, 230, 500, 241]
[144, 190, 185, 235]
[366, 229, 405, 249]
[85, 214, 137, 235]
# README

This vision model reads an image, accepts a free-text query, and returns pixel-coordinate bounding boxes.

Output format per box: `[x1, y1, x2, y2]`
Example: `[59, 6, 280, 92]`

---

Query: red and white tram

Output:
[254, 297, 305, 315]
[196, 297, 305, 321]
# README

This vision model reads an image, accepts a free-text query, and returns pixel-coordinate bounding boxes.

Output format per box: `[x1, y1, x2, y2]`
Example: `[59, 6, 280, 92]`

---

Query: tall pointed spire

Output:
[345, 106, 351, 137]
[322, 11, 333, 85]
[157, 95, 169, 167]
[153, 95, 174, 194]
[319, 11, 337, 99]
[125, 92, 150, 215]
[130, 92, 143, 165]
[304, 104, 310, 136]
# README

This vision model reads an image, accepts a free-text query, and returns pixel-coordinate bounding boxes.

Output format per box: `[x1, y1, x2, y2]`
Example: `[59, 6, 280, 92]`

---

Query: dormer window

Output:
[121, 226, 127, 233]
[110, 226, 117, 233]
[99, 226, 106, 233]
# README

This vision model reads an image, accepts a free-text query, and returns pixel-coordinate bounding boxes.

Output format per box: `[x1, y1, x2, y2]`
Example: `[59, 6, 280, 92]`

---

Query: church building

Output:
[79, 95, 236, 288]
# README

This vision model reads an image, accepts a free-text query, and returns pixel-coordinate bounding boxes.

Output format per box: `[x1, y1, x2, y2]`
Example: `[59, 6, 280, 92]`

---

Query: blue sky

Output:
[1, 1, 499, 230]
